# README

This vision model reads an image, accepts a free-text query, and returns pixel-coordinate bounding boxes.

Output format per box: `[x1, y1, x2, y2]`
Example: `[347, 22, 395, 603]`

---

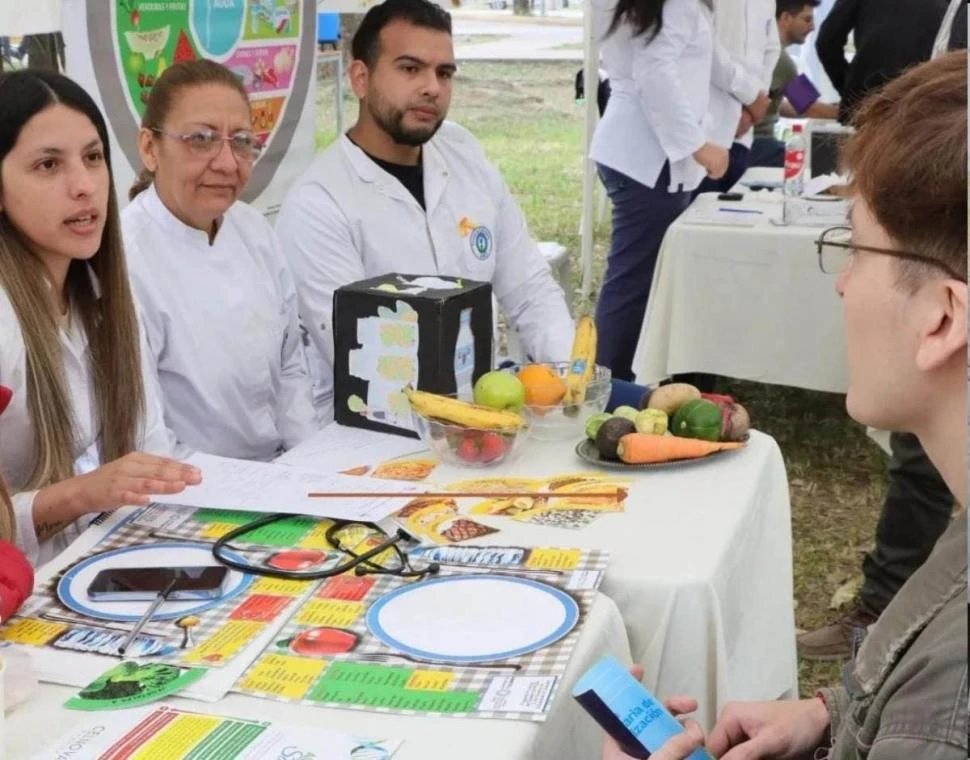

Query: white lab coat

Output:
[274, 121, 575, 415]
[707, 0, 781, 149]
[0, 273, 173, 567]
[590, 0, 762, 191]
[123, 185, 321, 461]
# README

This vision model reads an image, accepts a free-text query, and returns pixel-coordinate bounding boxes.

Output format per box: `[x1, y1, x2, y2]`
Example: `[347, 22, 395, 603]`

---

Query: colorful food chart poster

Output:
[236, 542, 609, 721]
[35, 705, 402, 759]
[0, 507, 315, 683]
[1, 503, 608, 722]
[62, 0, 317, 216]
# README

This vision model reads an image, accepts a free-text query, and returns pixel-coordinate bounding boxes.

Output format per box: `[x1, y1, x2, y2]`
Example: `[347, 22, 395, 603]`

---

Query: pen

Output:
[718, 207, 763, 214]
[117, 576, 178, 656]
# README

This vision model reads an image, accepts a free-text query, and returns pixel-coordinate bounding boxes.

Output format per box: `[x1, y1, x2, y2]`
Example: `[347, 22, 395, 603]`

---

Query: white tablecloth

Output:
[424, 431, 797, 730]
[7, 428, 796, 757]
[633, 187, 849, 393]
[5, 592, 630, 760]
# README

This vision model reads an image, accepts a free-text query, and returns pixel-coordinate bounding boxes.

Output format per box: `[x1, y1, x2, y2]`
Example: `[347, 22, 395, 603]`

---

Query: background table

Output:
[6, 593, 630, 760]
[633, 181, 849, 393]
[424, 430, 798, 730]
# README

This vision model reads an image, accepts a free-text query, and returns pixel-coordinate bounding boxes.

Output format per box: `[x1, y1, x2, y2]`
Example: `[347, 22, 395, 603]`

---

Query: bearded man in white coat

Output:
[275, 0, 575, 416]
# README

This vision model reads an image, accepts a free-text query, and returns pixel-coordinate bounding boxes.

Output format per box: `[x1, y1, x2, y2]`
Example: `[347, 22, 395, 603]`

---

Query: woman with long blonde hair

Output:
[0, 70, 200, 566]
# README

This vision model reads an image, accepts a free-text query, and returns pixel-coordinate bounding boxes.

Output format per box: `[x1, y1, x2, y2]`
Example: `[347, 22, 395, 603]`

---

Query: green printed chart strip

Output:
[307, 662, 481, 713]
[183, 720, 268, 760]
[192, 509, 267, 526]
[191, 510, 317, 546]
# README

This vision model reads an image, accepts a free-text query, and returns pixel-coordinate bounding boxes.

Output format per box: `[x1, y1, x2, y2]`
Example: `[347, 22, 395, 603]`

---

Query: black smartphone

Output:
[87, 565, 229, 602]
[717, 192, 744, 201]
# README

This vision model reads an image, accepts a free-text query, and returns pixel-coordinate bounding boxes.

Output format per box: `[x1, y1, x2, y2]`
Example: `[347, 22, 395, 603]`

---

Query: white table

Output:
[423, 431, 797, 731]
[6, 593, 630, 760]
[8, 427, 797, 757]
[633, 178, 849, 394]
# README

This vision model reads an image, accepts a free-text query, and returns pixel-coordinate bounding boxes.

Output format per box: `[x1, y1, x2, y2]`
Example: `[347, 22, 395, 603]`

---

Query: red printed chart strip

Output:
[229, 594, 293, 623]
[100, 707, 180, 760]
[316, 575, 376, 602]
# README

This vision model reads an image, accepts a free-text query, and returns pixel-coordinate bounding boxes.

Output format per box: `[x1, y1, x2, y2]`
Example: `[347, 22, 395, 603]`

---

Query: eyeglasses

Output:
[815, 225, 967, 282]
[151, 127, 263, 163]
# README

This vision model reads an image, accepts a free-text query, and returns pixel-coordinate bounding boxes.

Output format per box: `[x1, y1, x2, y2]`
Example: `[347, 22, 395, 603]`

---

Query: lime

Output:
[585, 412, 612, 441]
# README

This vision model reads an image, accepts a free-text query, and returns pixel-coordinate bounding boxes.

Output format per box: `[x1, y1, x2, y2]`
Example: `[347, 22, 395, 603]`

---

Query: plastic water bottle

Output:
[453, 308, 475, 400]
[783, 124, 806, 224]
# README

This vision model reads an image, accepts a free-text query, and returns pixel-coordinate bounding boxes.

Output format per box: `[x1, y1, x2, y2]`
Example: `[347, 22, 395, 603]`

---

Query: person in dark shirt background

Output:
[816, 0, 964, 124]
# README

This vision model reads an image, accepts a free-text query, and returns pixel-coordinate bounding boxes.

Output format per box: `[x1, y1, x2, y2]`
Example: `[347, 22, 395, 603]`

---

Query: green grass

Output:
[314, 61, 888, 697]
[453, 34, 513, 45]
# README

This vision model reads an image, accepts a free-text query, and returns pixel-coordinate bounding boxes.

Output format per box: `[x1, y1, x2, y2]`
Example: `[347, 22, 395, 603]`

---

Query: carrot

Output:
[616, 433, 745, 464]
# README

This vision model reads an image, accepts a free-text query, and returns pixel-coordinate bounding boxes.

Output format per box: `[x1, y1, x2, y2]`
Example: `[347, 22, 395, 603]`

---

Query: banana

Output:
[563, 315, 597, 406]
[404, 386, 526, 431]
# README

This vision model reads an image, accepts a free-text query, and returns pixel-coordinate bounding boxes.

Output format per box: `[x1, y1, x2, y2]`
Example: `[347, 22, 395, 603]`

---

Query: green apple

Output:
[473, 371, 525, 411]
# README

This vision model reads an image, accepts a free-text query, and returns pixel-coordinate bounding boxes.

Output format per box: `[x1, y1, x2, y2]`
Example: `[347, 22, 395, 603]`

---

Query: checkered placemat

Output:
[234, 546, 610, 722]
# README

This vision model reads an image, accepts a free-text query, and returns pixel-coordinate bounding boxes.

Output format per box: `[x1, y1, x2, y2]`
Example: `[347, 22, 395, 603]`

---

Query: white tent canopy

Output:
[0, 2, 61, 35]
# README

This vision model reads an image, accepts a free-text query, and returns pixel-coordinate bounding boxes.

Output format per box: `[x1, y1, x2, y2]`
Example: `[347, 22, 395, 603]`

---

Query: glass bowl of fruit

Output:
[406, 387, 533, 467]
[503, 362, 613, 442]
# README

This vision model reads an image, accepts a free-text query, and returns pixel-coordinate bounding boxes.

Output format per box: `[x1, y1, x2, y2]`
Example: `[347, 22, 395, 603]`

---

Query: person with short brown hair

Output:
[604, 50, 968, 760]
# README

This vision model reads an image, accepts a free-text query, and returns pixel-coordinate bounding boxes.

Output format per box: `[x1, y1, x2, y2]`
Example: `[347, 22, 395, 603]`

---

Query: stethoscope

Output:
[211, 512, 440, 581]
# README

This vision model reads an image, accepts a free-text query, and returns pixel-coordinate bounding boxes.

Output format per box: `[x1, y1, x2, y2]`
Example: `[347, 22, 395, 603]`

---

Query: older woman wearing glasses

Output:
[122, 60, 322, 462]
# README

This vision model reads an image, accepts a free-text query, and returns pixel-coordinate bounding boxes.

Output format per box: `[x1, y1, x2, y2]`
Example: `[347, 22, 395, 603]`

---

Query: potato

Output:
[646, 383, 701, 415]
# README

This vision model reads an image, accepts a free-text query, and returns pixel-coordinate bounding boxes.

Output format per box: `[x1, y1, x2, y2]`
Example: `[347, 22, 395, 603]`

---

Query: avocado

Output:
[595, 417, 636, 460]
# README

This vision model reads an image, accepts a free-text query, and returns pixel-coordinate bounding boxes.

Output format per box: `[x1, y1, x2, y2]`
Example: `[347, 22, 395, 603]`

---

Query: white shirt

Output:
[590, 0, 762, 191]
[0, 278, 173, 567]
[274, 122, 575, 414]
[707, 0, 780, 149]
[123, 185, 321, 461]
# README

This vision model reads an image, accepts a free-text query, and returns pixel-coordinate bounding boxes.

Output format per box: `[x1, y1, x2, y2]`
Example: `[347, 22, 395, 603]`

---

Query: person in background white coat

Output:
[695, 0, 780, 193]
[589, 0, 770, 381]
[275, 0, 574, 416]
[123, 60, 322, 460]
[0, 70, 199, 566]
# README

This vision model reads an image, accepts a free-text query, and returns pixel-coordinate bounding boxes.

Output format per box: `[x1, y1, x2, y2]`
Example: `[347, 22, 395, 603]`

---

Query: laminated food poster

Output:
[34, 704, 401, 759]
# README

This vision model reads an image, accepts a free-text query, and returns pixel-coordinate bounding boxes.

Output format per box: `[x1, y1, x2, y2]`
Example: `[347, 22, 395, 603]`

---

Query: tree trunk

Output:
[340, 14, 364, 67]
[24, 33, 64, 72]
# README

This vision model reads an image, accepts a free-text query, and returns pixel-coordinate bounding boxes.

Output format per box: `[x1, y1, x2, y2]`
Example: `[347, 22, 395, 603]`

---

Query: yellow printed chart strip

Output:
[526, 548, 583, 570]
[406, 670, 455, 692]
[131, 714, 222, 760]
[299, 520, 336, 550]
[182, 620, 264, 665]
[251, 576, 313, 597]
[238, 654, 328, 700]
[199, 522, 240, 540]
[293, 599, 365, 628]
[0, 618, 67, 645]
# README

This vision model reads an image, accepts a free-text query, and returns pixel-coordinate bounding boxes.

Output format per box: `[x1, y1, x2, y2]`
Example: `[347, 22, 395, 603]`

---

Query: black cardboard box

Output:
[333, 273, 494, 438]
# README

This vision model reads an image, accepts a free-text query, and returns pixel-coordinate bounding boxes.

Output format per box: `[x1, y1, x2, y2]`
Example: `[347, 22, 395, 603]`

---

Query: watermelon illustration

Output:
[173, 29, 196, 63]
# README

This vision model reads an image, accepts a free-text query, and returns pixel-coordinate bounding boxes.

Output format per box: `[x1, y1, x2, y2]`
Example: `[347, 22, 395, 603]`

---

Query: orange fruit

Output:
[516, 364, 567, 407]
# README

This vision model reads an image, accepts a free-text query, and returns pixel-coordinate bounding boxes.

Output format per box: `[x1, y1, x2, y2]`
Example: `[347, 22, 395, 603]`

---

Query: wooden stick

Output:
[306, 489, 627, 500]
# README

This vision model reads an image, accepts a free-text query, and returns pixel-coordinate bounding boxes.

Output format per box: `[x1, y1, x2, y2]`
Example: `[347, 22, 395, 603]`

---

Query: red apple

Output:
[457, 436, 481, 463]
[267, 550, 327, 571]
[286, 627, 358, 657]
[479, 432, 507, 463]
